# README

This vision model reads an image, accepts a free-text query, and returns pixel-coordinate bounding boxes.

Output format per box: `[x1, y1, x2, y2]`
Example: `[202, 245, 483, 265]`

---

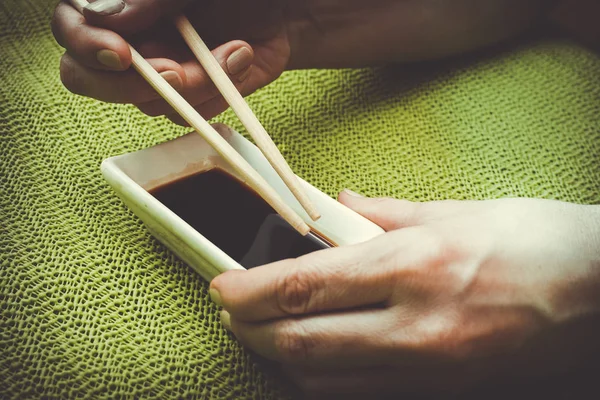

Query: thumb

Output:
[82, 0, 192, 34]
[338, 190, 425, 231]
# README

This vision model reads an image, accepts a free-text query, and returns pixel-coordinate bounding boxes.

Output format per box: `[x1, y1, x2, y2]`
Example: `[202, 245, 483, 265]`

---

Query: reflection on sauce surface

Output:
[149, 169, 331, 269]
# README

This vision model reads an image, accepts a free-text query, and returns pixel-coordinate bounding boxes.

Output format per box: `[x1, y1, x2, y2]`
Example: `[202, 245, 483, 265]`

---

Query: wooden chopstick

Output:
[173, 15, 321, 222]
[69, 0, 311, 236]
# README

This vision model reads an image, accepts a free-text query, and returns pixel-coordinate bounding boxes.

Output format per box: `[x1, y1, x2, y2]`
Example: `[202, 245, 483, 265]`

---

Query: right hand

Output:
[211, 194, 600, 397]
[52, 0, 549, 124]
[51, 0, 292, 124]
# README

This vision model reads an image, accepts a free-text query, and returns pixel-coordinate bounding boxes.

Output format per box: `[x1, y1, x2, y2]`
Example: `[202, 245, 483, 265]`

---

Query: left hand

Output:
[52, 0, 548, 124]
[209, 193, 600, 398]
[52, 0, 291, 124]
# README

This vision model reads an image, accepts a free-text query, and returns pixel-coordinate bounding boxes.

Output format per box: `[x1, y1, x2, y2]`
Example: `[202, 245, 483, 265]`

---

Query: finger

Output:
[224, 308, 395, 367]
[136, 42, 254, 117]
[157, 95, 229, 124]
[338, 191, 478, 231]
[52, 1, 131, 70]
[163, 95, 232, 125]
[164, 113, 190, 127]
[141, 65, 252, 120]
[60, 53, 185, 103]
[82, 0, 192, 35]
[210, 236, 398, 322]
[191, 94, 231, 121]
[138, 40, 254, 113]
[140, 68, 250, 120]
[189, 95, 230, 121]
[337, 191, 427, 231]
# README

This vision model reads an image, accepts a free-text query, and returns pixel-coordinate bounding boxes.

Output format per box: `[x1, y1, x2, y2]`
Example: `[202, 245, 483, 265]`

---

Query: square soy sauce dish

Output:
[101, 123, 385, 281]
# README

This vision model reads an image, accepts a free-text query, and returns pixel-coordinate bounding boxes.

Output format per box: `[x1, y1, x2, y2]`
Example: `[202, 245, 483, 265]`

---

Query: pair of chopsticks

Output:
[69, 0, 320, 236]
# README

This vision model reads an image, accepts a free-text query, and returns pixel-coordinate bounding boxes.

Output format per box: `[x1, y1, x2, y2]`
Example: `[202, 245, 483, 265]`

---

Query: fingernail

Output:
[236, 65, 252, 83]
[84, 0, 125, 16]
[220, 310, 232, 331]
[343, 189, 364, 197]
[226, 47, 253, 76]
[96, 49, 123, 69]
[159, 71, 183, 90]
[209, 288, 223, 306]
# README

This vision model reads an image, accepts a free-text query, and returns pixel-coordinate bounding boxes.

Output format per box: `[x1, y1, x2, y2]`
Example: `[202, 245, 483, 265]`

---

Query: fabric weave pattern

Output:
[1, 0, 599, 398]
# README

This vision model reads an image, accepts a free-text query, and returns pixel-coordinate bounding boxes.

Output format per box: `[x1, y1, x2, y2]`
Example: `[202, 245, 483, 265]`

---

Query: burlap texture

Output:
[1, 0, 599, 398]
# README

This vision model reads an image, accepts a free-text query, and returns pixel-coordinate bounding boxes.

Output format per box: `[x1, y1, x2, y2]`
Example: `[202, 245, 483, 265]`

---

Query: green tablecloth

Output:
[1, 1, 599, 398]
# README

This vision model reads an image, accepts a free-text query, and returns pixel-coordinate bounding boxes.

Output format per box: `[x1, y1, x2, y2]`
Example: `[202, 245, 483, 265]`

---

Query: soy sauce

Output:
[149, 169, 332, 269]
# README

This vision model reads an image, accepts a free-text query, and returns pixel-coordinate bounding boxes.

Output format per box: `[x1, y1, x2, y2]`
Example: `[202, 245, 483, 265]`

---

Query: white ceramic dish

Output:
[101, 123, 385, 281]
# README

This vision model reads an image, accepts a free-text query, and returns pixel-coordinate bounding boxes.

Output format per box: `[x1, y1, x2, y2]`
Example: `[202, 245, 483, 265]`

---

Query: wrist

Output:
[507, 204, 600, 378]
[546, 205, 600, 323]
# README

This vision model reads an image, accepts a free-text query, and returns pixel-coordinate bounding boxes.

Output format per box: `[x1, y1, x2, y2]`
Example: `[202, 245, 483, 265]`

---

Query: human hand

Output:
[51, 0, 290, 124]
[51, 0, 548, 124]
[210, 193, 600, 397]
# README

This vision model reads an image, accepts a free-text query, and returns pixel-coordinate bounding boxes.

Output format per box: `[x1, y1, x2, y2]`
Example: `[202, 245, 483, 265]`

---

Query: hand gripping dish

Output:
[101, 124, 385, 281]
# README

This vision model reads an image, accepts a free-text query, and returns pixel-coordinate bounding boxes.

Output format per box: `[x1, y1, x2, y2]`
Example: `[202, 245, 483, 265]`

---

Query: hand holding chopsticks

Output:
[173, 16, 321, 222]
[68, 0, 320, 235]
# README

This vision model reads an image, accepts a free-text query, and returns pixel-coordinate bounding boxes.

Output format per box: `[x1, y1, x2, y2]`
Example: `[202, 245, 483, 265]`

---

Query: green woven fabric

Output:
[1, 0, 599, 398]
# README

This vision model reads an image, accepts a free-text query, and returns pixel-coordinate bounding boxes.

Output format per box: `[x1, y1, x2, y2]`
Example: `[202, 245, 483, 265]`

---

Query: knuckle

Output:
[274, 321, 313, 363]
[276, 267, 320, 315]
[399, 199, 422, 224]
[425, 229, 448, 256]
[412, 226, 448, 259]
[60, 55, 85, 96]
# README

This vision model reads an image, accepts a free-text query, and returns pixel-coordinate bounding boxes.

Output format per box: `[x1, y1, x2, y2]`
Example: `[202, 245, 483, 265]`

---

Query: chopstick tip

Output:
[297, 222, 311, 236]
[308, 210, 321, 221]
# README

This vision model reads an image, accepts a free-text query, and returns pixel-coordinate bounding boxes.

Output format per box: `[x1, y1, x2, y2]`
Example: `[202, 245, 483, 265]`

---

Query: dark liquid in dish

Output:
[149, 169, 332, 269]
